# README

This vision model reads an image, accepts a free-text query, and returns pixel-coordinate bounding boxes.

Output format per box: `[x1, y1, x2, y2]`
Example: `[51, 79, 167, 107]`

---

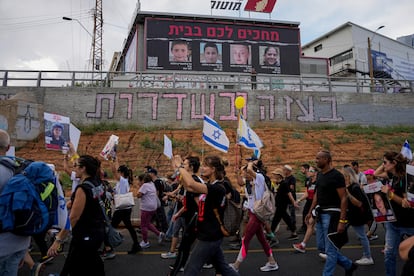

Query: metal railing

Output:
[0, 69, 413, 93]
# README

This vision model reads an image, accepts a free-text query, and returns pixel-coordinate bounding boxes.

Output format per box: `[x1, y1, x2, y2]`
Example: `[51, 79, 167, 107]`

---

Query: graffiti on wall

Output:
[85, 91, 343, 123]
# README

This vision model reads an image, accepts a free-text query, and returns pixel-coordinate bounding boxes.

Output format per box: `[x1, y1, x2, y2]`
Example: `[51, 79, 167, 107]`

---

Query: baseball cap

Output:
[52, 122, 64, 130]
[146, 167, 158, 175]
[284, 165, 292, 171]
[364, 169, 375, 175]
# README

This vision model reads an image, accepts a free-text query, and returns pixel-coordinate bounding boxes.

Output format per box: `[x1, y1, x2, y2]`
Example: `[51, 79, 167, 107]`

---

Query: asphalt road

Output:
[20, 220, 404, 276]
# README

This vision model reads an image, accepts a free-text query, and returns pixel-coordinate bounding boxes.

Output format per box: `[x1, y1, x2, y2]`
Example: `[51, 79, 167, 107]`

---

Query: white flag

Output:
[401, 140, 413, 161]
[237, 115, 263, 150]
[202, 115, 229, 153]
[163, 135, 173, 159]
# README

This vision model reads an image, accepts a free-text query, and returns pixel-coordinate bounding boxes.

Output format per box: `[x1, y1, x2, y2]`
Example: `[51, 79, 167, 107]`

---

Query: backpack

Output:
[0, 156, 34, 175]
[222, 199, 242, 237]
[253, 182, 276, 222]
[0, 161, 58, 236]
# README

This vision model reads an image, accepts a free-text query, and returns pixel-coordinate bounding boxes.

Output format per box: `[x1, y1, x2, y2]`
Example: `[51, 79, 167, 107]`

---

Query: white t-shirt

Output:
[139, 182, 158, 212]
[244, 173, 265, 212]
[115, 176, 130, 194]
[70, 171, 80, 193]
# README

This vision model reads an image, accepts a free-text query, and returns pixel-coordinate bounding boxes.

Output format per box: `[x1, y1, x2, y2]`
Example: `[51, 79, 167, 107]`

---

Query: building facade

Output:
[302, 22, 414, 92]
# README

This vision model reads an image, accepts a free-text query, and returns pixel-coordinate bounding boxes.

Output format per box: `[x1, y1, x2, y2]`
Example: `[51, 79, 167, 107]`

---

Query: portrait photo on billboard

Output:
[44, 112, 70, 151]
[230, 44, 251, 66]
[200, 42, 222, 64]
[169, 40, 192, 63]
[259, 45, 281, 74]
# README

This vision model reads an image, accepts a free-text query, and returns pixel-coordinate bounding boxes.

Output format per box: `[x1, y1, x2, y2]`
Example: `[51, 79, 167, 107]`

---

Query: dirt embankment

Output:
[16, 127, 408, 189]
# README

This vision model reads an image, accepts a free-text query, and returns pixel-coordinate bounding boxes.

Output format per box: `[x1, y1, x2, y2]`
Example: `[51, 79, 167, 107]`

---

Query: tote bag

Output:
[114, 192, 135, 210]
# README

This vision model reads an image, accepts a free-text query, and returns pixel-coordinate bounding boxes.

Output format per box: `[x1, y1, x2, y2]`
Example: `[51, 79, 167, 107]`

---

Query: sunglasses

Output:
[309, 169, 316, 173]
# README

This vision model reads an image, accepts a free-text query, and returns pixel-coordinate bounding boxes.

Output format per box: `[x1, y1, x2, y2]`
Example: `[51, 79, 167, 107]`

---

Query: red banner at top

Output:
[244, 0, 277, 13]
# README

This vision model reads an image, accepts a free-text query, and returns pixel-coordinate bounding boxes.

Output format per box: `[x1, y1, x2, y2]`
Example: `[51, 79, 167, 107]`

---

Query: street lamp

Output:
[368, 25, 385, 92]
[62, 16, 93, 38]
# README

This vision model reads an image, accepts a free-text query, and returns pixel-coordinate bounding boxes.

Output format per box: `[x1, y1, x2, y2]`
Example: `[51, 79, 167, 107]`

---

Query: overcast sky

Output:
[0, 0, 412, 72]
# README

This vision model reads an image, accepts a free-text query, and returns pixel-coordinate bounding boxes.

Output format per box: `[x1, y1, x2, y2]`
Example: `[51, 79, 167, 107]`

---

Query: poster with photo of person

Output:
[406, 164, 414, 207]
[363, 181, 396, 223]
[44, 112, 70, 151]
[259, 45, 281, 74]
[199, 42, 223, 72]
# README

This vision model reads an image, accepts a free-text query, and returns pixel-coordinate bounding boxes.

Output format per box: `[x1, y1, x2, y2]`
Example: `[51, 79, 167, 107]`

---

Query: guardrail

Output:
[0, 69, 413, 93]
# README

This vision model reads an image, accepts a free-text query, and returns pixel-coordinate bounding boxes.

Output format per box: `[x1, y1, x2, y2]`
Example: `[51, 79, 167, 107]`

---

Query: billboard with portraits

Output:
[145, 17, 300, 74]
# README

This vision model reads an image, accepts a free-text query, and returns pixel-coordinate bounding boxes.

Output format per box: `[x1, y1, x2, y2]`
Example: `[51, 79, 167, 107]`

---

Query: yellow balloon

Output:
[235, 96, 245, 109]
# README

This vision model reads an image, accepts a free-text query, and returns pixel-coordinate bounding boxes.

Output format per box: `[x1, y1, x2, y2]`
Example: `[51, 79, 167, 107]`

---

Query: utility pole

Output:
[92, 0, 103, 83]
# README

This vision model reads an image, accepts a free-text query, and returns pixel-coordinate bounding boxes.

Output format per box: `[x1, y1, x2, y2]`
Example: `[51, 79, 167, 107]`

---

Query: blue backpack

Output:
[0, 161, 58, 236]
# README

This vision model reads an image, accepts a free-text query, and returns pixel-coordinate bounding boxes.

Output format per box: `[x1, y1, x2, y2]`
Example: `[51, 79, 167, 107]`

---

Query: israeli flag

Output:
[202, 115, 229, 153]
[401, 140, 413, 161]
[237, 115, 263, 150]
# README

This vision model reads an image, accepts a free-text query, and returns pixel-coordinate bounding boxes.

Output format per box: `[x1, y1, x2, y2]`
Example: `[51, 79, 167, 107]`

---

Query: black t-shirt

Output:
[182, 175, 202, 223]
[316, 168, 345, 209]
[275, 180, 290, 208]
[387, 173, 414, 228]
[285, 175, 297, 200]
[347, 182, 372, 226]
[196, 181, 226, 241]
[153, 178, 165, 200]
[72, 178, 105, 247]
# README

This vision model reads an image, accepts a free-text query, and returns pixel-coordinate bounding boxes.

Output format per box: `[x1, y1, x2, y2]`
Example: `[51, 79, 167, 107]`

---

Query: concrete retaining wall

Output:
[1, 87, 413, 143]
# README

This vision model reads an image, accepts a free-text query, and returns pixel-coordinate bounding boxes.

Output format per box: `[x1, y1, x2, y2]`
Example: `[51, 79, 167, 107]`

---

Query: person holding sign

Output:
[374, 151, 414, 276]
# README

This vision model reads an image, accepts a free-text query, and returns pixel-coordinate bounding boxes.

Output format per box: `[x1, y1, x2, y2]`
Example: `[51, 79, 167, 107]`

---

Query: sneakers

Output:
[260, 262, 279, 272]
[158, 232, 166, 244]
[140, 240, 150, 249]
[161, 251, 177, 259]
[318, 252, 327, 260]
[101, 250, 116, 260]
[293, 243, 306, 253]
[128, 243, 142, 254]
[229, 263, 239, 272]
[30, 262, 45, 276]
[368, 234, 379, 241]
[202, 263, 213, 269]
[345, 262, 358, 276]
[287, 234, 299, 240]
[265, 232, 275, 240]
[169, 265, 184, 272]
[355, 257, 374, 265]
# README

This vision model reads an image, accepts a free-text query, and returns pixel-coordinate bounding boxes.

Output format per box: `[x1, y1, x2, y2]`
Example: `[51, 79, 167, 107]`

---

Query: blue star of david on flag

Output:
[202, 115, 229, 153]
[237, 114, 263, 150]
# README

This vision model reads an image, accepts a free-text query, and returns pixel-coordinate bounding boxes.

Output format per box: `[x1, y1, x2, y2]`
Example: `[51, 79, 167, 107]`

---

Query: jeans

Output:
[351, 224, 371, 258]
[384, 222, 414, 276]
[184, 239, 239, 276]
[317, 213, 352, 276]
[0, 249, 26, 276]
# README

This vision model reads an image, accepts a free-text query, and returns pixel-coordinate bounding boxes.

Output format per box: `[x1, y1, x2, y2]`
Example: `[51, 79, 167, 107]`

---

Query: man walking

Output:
[0, 130, 31, 276]
[306, 150, 357, 276]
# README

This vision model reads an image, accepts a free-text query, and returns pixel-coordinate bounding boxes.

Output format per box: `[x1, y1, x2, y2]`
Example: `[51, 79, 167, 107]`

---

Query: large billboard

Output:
[145, 18, 300, 75]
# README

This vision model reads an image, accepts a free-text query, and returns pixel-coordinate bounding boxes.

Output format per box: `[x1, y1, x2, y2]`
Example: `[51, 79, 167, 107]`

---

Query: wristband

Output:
[339, 219, 348, 224]
[55, 237, 65, 244]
